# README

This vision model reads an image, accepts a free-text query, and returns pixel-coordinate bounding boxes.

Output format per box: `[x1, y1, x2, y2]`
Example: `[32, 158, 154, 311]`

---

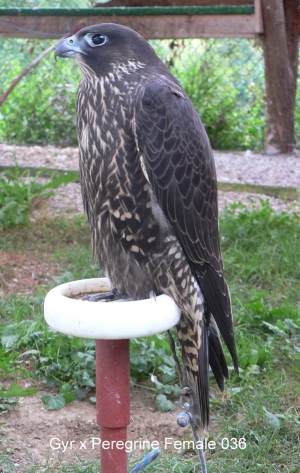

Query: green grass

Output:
[0, 201, 299, 471]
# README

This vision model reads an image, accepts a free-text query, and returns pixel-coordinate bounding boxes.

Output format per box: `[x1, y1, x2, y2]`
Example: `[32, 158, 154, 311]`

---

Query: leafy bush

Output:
[0, 41, 80, 145]
[165, 39, 266, 150]
[0, 164, 52, 228]
[0, 34, 268, 149]
[0, 164, 77, 229]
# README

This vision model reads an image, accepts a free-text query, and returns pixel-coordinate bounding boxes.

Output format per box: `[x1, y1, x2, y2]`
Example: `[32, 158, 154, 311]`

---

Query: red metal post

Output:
[95, 339, 130, 473]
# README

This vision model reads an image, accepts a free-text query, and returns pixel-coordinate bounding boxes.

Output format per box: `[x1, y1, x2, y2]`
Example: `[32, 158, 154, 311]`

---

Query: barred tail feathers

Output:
[176, 311, 209, 440]
[208, 315, 229, 391]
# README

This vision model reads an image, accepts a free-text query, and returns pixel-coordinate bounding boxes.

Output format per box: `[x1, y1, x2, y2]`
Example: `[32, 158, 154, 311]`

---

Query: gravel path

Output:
[0, 144, 299, 215]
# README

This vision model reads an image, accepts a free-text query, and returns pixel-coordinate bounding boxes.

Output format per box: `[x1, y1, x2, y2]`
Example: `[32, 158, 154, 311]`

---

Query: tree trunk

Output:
[284, 0, 299, 89]
[261, 0, 298, 154]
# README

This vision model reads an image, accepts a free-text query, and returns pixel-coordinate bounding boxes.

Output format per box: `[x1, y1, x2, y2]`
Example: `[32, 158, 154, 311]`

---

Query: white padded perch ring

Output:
[44, 277, 181, 339]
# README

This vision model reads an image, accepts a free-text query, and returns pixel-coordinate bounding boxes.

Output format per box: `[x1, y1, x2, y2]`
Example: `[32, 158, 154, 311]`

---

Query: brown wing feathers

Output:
[135, 80, 238, 375]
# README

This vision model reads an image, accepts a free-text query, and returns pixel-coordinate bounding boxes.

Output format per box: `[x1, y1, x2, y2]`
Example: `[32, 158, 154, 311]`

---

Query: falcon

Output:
[55, 23, 238, 447]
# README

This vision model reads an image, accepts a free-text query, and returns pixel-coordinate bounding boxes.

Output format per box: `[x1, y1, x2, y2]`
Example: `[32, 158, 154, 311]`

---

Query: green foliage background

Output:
[0, 39, 80, 145]
[155, 38, 267, 150]
[0, 36, 266, 149]
[0, 1, 299, 149]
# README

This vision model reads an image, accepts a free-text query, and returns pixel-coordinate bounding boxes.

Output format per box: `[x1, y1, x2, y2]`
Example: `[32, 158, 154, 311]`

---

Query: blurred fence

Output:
[0, 35, 298, 150]
[153, 38, 266, 151]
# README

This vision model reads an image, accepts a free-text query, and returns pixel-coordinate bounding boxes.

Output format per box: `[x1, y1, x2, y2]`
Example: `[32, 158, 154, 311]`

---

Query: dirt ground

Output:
[0, 251, 61, 298]
[1, 384, 195, 468]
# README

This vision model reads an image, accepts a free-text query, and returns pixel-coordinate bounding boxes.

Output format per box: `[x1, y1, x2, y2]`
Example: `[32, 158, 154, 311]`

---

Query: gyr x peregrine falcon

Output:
[55, 23, 238, 448]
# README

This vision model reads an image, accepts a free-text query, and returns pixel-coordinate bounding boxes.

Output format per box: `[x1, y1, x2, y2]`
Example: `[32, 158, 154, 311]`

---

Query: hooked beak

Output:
[54, 34, 86, 60]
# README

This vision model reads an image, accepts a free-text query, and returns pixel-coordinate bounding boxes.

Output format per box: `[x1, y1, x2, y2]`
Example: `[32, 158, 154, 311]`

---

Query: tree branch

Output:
[0, 21, 85, 107]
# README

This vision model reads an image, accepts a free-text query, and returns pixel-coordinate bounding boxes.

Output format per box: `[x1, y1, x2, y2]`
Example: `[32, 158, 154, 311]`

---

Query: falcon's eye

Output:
[85, 33, 108, 48]
[91, 34, 106, 45]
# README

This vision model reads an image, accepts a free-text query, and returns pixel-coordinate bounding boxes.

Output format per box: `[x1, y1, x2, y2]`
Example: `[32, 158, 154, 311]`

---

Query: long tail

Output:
[176, 310, 229, 441]
[176, 311, 209, 440]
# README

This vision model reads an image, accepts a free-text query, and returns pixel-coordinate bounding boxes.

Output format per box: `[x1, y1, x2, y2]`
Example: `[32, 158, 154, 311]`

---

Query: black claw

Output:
[82, 290, 117, 302]
[81, 288, 133, 302]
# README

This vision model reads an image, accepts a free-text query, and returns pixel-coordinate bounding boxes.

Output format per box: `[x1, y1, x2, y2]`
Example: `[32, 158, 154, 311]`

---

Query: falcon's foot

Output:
[82, 288, 132, 302]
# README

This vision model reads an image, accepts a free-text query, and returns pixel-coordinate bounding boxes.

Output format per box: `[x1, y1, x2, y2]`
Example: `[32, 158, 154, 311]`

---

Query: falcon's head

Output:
[55, 23, 160, 77]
